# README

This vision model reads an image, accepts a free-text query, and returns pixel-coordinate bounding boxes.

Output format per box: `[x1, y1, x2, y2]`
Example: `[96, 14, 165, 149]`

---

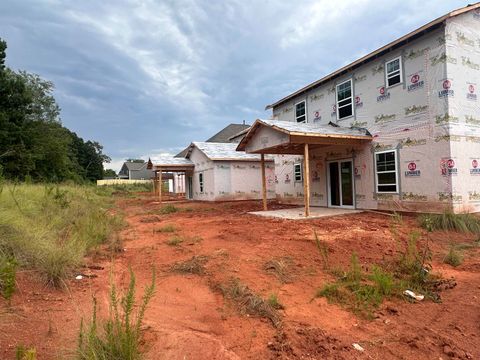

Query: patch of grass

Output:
[166, 235, 184, 246]
[370, 266, 394, 297]
[264, 257, 293, 283]
[219, 278, 281, 327]
[171, 255, 209, 275]
[15, 345, 37, 360]
[443, 245, 463, 267]
[0, 253, 17, 301]
[158, 205, 179, 214]
[0, 183, 124, 287]
[155, 224, 177, 233]
[267, 293, 284, 310]
[77, 268, 156, 360]
[418, 211, 480, 233]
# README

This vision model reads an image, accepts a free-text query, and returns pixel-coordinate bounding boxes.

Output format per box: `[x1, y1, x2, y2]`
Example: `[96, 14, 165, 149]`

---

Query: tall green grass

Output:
[0, 183, 124, 287]
[419, 211, 480, 233]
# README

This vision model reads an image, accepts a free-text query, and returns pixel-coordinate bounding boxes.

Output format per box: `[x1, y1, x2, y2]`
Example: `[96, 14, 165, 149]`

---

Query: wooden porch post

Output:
[153, 171, 157, 195]
[303, 144, 310, 217]
[261, 154, 267, 211]
[158, 167, 162, 203]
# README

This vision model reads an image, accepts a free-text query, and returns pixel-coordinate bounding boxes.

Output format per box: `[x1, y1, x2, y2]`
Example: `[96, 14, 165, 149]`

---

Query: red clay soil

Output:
[1, 196, 479, 359]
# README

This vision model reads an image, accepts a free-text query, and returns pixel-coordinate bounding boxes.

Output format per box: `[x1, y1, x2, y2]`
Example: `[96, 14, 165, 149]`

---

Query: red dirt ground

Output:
[1, 195, 479, 359]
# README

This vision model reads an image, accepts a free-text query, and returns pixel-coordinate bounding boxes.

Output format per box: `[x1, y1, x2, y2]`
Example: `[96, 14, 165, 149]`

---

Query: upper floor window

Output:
[375, 150, 398, 193]
[385, 57, 402, 87]
[336, 79, 353, 120]
[295, 101, 306, 123]
[294, 163, 303, 182]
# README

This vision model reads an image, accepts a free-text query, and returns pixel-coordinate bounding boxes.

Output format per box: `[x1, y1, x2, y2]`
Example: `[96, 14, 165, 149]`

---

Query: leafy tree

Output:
[125, 158, 145, 163]
[103, 168, 117, 178]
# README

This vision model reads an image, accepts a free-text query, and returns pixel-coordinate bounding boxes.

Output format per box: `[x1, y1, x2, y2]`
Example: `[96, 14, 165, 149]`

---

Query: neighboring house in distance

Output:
[238, 3, 480, 213]
[151, 142, 275, 201]
[118, 161, 155, 180]
[175, 123, 250, 158]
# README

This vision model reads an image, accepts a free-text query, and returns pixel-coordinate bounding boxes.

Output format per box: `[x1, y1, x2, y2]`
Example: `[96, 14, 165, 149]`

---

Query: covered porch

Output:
[147, 157, 194, 202]
[236, 119, 373, 217]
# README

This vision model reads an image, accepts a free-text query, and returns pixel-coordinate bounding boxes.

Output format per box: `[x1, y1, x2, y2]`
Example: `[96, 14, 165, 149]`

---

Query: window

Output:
[295, 101, 306, 123]
[375, 150, 398, 193]
[199, 172, 204, 193]
[385, 57, 402, 87]
[294, 163, 303, 182]
[336, 79, 353, 119]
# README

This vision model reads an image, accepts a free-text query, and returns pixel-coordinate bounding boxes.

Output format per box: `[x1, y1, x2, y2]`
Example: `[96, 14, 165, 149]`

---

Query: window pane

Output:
[296, 115, 306, 123]
[378, 172, 396, 184]
[295, 102, 305, 117]
[378, 184, 397, 192]
[337, 81, 351, 101]
[338, 105, 352, 119]
[387, 59, 399, 73]
[376, 151, 396, 171]
[388, 74, 401, 86]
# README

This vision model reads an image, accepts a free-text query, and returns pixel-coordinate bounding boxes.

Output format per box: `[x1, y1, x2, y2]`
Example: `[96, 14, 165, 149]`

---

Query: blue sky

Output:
[0, 0, 469, 171]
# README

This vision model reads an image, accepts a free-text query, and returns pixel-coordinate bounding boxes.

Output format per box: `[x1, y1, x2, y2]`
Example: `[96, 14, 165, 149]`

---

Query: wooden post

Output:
[158, 167, 162, 203]
[303, 144, 310, 217]
[261, 153, 267, 211]
[153, 172, 157, 195]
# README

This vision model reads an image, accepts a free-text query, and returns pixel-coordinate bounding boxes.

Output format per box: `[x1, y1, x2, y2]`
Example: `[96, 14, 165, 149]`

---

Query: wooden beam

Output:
[290, 135, 369, 146]
[158, 167, 162, 203]
[303, 144, 310, 217]
[261, 154, 267, 211]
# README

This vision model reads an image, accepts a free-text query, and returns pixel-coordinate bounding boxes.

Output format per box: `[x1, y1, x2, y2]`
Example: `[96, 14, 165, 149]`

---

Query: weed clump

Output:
[264, 257, 293, 283]
[155, 224, 176, 233]
[313, 230, 329, 270]
[166, 236, 183, 246]
[171, 255, 209, 275]
[419, 211, 480, 233]
[15, 345, 36, 360]
[219, 278, 281, 327]
[0, 254, 17, 301]
[158, 205, 178, 215]
[443, 245, 463, 267]
[267, 293, 284, 310]
[77, 268, 156, 360]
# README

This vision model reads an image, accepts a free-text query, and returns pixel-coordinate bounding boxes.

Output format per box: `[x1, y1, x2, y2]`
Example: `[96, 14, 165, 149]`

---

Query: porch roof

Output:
[236, 119, 372, 155]
[149, 156, 194, 172]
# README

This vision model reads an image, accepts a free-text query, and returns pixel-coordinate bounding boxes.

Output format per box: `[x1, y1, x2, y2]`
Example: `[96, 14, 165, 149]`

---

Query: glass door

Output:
[328, 160, 354, 208]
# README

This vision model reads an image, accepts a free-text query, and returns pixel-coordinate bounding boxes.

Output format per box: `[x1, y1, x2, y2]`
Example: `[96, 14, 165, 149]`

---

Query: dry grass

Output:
[155, 224, 177, 233]
[219, 278, 281, 327]
[171, 255, 209, 275]
[264, 257, 293, 283]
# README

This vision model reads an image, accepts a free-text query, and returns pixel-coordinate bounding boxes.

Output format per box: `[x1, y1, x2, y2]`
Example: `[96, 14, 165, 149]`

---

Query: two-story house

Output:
[238, 3, 480, 214]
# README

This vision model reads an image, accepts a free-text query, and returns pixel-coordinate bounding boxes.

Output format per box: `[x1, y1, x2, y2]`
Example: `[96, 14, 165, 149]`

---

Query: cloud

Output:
[0, 0, 468, 162]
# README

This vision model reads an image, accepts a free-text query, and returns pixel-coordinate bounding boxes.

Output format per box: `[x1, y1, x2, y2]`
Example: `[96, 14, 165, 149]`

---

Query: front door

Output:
[328, 160, 354, 208]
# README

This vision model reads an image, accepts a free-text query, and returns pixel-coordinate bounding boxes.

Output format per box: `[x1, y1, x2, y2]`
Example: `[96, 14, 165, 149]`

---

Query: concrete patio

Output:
[249, 207, 362, 220]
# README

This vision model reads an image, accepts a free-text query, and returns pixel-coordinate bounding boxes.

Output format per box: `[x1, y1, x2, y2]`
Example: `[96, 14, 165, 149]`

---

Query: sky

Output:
[0, 0, 470, 172]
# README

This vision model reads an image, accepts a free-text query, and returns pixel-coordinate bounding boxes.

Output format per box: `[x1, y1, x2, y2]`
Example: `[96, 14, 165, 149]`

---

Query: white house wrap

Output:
[238, 4, 480, 214]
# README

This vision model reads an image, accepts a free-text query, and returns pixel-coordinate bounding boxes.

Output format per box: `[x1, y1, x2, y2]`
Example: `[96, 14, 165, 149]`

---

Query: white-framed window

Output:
[385, 56, 403, 87]
[336, 79, 353, 120]
[294, 163, 303, 182]
[199, 172, 204, 193]
[295, 100, 306, 123]
[374, 150, 398, 193]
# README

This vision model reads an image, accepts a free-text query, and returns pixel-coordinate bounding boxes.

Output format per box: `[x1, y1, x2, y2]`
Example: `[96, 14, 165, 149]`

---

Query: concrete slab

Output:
[248, 207, 362, 220]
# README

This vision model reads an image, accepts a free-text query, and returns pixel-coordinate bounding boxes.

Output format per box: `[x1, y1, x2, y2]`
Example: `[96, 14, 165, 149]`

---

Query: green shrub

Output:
[15, 345, 37, 360]
[419, 211, 480, 233]
[370, 266, 394, 296]
[444, 245, 463, 267]
[77, 268, 156, 360]
[267, 293, 284, 310]
[0, 254, 17, 301]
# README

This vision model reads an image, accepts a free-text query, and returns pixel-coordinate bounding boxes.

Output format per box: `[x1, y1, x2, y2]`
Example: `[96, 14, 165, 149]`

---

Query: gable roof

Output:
[205, 123, 250, 142]
[237, 119, 372, 152]
[266, 2, 480, 110]
[123, 161, 147, 171]
[175, 123, 251, 158]
[187, 142, 273, 162]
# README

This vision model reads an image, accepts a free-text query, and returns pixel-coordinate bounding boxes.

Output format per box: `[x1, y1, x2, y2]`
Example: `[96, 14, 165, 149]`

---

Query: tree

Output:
[103, 169, 117, 178]
[125, 158, 145, 163]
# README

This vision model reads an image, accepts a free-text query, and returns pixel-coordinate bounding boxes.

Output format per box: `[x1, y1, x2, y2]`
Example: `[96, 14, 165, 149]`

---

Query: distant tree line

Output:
[0, 38, 110, 182]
